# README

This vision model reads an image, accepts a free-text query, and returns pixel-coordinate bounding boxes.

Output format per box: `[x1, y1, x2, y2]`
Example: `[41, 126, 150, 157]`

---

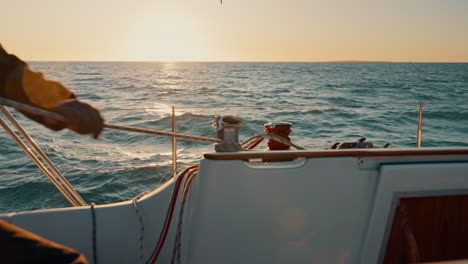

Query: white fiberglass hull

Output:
[2, 147, 468, 263]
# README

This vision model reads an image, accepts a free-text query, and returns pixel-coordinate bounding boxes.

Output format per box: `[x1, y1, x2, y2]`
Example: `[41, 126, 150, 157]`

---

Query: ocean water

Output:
[1, 62, 468, 213]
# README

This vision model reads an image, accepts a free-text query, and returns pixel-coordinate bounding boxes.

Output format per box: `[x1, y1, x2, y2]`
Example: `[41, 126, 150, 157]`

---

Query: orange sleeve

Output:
[1, 44, 74, 109]
[0, 220, 89, 264]
[21, 67, 75, 109]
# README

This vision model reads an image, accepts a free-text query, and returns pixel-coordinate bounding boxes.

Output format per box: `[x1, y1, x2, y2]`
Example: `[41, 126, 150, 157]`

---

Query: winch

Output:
[328, 138, 390, 149]
[264, 121, 293, 150]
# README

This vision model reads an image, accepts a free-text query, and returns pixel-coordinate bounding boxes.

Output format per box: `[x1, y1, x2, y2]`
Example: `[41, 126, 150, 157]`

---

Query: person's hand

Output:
[52, 99, 104, 139]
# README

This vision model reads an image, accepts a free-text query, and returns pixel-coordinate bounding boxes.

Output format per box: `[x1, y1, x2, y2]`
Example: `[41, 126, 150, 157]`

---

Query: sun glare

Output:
[129, 13, 210, 62]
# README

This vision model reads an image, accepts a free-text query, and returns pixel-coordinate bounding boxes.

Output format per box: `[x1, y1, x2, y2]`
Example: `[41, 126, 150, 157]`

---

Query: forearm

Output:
[0, 44, 104, 137]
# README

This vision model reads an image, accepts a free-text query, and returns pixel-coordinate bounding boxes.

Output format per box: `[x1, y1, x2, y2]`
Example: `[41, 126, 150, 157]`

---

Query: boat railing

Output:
[0, 105, 87, 206]
[1, 99, 468, 207]
[112, 100, 468, 172]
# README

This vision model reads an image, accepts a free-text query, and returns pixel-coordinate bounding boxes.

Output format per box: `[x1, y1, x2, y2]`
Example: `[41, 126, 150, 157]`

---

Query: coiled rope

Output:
[242, 133, 305, 150]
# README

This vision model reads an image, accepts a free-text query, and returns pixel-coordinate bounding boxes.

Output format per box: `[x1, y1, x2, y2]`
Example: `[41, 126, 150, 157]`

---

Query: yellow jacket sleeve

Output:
[21, 67, 75, 109]
[1, 43, 74, 109]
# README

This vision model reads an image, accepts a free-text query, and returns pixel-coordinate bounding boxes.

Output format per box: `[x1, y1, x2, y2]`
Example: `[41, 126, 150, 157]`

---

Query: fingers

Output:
[52, 99, 104, 138]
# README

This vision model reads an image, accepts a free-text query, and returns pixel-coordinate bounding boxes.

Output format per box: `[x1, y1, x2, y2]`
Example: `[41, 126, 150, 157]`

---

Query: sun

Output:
[129, 13, 210, 62]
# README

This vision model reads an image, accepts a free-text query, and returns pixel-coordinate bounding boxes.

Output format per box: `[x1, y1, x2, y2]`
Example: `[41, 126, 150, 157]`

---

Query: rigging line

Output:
[171, 102, 421, 109]
[1, 106, 87, 206]
[101, 101, 468, 111]
[103, 102, 417, 111]
[0, 98, 220, 143]
[104, 107, 169, 111]
[423, 101, 468, 105]
[3, 97, 468, 115]
[0, 114, 79, 206]
[176, 101, 468, 108]
[104, 123, 221, 143]
[0, 164, 175, 177]
[158, 171, 173, 184]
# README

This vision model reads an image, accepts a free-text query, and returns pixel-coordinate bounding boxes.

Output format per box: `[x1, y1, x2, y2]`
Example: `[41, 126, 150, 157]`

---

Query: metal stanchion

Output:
[417, 102, 423, 148]
[172, 106, 177, 178]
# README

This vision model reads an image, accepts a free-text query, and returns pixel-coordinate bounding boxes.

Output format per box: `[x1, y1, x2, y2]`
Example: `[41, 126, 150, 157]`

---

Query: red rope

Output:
[245, 137, 264, 150]
[148, 165, 199, 264]
[265, 125, 291, 148]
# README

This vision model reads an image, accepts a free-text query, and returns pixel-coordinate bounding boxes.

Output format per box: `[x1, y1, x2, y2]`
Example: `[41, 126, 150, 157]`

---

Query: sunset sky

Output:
[2, 0, 468, 62]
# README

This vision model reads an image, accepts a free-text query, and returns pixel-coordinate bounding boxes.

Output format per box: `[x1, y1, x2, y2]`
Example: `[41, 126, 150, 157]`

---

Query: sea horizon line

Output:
[27, 60, 468, 63]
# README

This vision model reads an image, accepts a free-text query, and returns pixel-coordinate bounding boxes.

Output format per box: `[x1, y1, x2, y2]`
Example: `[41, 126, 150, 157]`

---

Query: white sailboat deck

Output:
[2, 147, 468, 263]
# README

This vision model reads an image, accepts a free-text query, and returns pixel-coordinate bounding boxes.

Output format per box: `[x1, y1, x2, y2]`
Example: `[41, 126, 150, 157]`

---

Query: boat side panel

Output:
[1, 208, 94, 260]
[0, 178, 178, 264]
[184, 157, 377, 264]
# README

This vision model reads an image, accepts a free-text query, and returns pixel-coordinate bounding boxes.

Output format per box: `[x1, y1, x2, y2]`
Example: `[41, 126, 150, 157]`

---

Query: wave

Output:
[0, 180, 69, 212]
[423, 110, 468, 121]
[4, 61, 468, 213]
[273, 88, 292, 93]
[275, 79, 294, 84]
[165, 75, 184, 80]
[225, 75, 249, 79]
[422, 78, 448, 83]
[76, 72, 102, 76]
[72, 77, 103, 82]
[158, 91, 178, 96]
[154, 112, 213, 122]
[114, 85, 136, 89]
[199, 87, 215, 93]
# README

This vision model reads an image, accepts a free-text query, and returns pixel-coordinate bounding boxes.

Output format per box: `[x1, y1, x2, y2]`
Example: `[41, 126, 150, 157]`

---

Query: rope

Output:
[91, 203, 98, 264]
[104, 123, 221, 144]
[158, 171, 173, 184]
[133, 191, 150, 264]
[147, 165, 199, 264]
[6, 212, 16, 224]
[241, 133, 305, 150]
[0, 98, 220, 143]
[171, 167, 198, 264]
[102, 101, 468, 111]
[242, 136, 264, 150]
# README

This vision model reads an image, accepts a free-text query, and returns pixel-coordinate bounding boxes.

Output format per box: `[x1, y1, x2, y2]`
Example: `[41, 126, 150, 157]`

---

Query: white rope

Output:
[103, 101, 468, 111]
